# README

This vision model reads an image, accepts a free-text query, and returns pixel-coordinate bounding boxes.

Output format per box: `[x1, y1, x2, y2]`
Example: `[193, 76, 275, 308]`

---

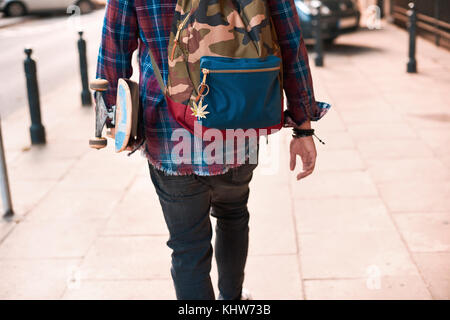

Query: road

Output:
[0, 10, 105, 117]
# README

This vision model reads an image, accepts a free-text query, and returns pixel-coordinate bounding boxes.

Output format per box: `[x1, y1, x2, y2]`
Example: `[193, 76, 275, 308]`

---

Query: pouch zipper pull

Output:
[201, 68, 209, 84]
[195, 69, 210, 103]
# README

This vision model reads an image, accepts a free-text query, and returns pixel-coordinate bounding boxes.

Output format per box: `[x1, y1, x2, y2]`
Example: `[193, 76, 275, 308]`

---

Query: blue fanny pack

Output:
[197, 55, 283, 130]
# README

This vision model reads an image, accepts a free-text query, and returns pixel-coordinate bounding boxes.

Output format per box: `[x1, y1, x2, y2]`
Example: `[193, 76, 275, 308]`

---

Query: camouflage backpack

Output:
[150, 0, 284, 136]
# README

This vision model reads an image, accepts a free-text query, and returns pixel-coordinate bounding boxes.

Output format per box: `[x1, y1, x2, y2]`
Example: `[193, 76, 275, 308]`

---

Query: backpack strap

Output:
[148, 49, 167, 97]
[149, 0, 199, 99]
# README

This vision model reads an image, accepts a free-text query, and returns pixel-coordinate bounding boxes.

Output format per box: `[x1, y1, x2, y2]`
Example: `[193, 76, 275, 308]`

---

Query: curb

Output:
[0, 15, 31, 29]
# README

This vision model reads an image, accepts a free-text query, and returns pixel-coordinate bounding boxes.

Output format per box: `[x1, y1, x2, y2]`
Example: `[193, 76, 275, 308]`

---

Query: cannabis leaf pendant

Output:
[191, 98, 210, 120]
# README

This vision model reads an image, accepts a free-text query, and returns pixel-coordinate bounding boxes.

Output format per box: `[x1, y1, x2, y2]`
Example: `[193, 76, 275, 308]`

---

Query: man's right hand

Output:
[289, 136, 317, 181]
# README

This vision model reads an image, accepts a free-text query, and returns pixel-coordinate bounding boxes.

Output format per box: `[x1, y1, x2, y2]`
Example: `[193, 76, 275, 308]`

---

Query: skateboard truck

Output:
[89, 79, 115, 150]
[89, 78, 141, 153]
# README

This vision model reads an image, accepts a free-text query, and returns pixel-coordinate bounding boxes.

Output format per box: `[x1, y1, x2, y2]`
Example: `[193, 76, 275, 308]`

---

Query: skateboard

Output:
[89, 78, 141, 153]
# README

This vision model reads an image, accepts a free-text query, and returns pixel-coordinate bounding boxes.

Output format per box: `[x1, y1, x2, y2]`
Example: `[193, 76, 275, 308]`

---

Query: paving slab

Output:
[294, 197, 395, 234]
[73, 144, 143, 170]
[314, 149, 366, 172]
[384, 92, 442, 113]
[244, 255, 303, 300]
[304, 276, 431, 300]
[356, 139, 434, 161]
[13, 140, 87, 160]
[57, 166, 138, 192]
[0, 258, 80, 300]
[8, 157, 76, 181]
[1, 111, 31, 153]
[412, 252, 450, 300]
[315, 131, 356, 151]
[1, 179, 57, 215]
[299, 231, 419, 279]
[252, 131, 291, 184]
[339, 107, 405, 125]
[78, 236, 171, 280]
[0, 219, 105, 259]
[325, 88, 378, 106]
[417, 128, 450, 157]
[0, 220, 15, 244]
[313, 109, 347, 132]
[404, 111, 450, 130]
[441, 155, 450, 170]
[290, 171, 379, 199]
[378, 180, 450, 213]
[347, 123, 417, 142]
[367, 158, 450, 183]
[25, 187, 120, 221]
[62, 279, 176, 300]
[393, 213, 450, 252]
[101, 178, 168, 236]
[248, 183, 297, 256]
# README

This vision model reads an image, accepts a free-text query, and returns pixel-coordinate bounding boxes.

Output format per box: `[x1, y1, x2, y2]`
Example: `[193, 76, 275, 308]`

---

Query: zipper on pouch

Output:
[196, 66, 281, 102]
[170, 12, 192, 61]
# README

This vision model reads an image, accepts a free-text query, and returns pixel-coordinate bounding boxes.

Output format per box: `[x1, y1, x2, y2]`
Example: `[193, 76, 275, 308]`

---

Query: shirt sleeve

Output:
[96, 0, 139, 111]
[268, 0, 330, 126]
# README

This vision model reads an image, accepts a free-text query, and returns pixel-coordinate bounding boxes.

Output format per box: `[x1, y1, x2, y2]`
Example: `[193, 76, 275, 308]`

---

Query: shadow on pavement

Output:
[306, 43, 384, 56]
[326, 43, 384, 55]
[409, 113, 450, 123]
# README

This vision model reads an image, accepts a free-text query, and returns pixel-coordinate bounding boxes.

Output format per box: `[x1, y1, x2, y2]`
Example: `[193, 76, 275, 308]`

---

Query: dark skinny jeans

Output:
[149, 163, 256, 300]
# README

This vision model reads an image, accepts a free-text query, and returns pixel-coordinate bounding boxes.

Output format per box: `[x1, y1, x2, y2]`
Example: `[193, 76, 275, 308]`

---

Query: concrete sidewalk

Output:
[0, 22, 448, 300]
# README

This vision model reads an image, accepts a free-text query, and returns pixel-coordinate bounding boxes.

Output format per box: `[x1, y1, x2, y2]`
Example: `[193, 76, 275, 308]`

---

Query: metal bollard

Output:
[407, 2, 417, 73]
[78, 31, 92, 106]
[377, 0, 384, 18]
[0, 118, 14, 219]
[24, 48, 46, 145]
[433, 0, 440, 46]
[313, 5, 324, 67]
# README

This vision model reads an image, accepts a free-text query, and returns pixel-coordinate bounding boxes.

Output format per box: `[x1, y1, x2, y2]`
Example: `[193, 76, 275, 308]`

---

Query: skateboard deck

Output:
[89, 78, 140, 152]
[114, 79, 140, 152]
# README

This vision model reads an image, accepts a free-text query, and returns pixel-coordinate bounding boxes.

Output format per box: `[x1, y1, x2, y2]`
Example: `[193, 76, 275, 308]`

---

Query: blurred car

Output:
[295, 0, 361, 43]
[0, 0, 100, 17]
[92, 0, 106, 5]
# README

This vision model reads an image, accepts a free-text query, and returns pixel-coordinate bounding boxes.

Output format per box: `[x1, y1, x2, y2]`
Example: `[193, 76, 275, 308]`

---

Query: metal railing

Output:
[392, 1, 450, 48]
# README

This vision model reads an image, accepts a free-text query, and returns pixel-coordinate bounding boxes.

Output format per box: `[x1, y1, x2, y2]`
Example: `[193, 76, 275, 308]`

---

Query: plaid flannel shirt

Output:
[96, 0, 330, 176]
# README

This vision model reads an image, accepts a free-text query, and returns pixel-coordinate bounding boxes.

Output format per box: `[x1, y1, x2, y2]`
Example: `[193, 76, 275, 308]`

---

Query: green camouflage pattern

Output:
[167, 0, 281, 105]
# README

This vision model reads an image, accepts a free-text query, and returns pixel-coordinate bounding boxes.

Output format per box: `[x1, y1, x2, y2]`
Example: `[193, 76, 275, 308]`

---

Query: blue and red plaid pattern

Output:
[96, 0, 329, 176]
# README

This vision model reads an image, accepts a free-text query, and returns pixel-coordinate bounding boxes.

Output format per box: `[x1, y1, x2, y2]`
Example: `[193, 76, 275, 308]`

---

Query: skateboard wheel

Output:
[90, 79, 109, 91]
[89, 137, 107, 149]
